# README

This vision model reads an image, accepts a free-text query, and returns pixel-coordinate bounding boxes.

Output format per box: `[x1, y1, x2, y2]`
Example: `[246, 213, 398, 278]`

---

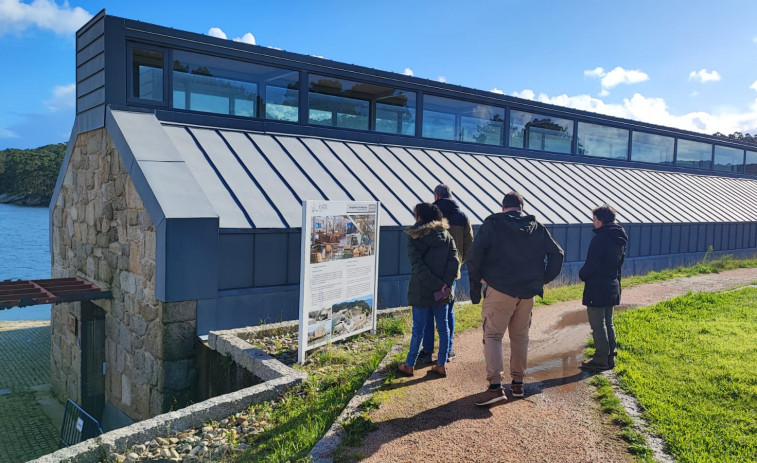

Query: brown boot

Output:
[397, 363, 414, 377]
[430, 364, 447, 377]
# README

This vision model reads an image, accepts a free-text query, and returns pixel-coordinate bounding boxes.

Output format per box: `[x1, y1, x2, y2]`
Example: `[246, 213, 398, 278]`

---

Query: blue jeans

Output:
[405, 305, 450, 366]
[422, 281, 456, 355]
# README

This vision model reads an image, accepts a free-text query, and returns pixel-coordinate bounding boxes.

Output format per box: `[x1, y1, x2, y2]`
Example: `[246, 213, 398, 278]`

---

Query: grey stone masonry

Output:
[51, 128, 197, 421]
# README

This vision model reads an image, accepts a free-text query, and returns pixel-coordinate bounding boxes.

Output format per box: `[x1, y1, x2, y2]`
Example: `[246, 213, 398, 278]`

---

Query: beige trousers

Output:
[481, 287, 533, 383]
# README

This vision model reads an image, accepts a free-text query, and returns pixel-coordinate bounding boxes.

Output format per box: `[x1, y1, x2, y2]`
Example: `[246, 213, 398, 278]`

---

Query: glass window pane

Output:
[308, 76, 371, 130]
[375, 91, 416, 136]
[132, 49, 163, 101]
[509, 110, 573, 154]
[577, 122, 628, 159]
[172, 51, 299, 121]
[422, 95, 504, 145]
[676, 139, 712, 169]
[714, 145, 744, 173]
[746, 150, 757, 175]
[631, 131, 674, 164]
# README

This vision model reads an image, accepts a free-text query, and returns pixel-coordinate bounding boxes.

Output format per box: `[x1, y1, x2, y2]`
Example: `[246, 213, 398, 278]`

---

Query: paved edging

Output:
[309, 343, 405, 463]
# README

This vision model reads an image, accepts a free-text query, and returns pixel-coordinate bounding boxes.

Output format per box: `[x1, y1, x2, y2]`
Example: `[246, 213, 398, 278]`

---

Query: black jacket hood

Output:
[594, 223, 628, 246]
[488, 211, 537, 237]
[434, 198, 460, 217]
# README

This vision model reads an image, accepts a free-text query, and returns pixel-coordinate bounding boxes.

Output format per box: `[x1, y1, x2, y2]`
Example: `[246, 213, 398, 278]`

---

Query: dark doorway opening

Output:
[80, 301, 105, 421]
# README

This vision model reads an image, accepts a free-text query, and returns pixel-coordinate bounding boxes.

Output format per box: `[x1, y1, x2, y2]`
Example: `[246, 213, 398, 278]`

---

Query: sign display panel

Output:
[298, 201, 380, 363]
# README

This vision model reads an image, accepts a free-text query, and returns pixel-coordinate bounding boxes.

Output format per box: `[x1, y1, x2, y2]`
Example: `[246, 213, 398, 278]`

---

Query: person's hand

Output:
[480, 279, 487, 285]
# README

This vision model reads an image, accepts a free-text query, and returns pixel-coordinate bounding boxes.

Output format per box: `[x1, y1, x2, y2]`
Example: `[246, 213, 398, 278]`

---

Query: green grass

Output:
[613, 287, 757, 463]
[590, 376, 654, 461]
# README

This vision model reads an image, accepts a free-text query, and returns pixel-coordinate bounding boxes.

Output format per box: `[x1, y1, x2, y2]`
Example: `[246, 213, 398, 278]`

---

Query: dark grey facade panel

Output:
[705, 224, 715, 250]
[640, 226, 652, 256]
[218, 234, 254, 289]
[75, 106, 105, 134]
[77, 70, 105, 98]
[689, 224, 700, 252]
[76, 36, 105, 67]
[222, 131, 301, 227]
[157, 217, 219, 302]
[713, 224, 723, 251]
[729, 224, 738, 249]
[190, 128, 285, 228]
[547, 226, 568, 256]
[579, 226, 594, 260]
[680, 225, 691, 253]
[660, 225, 671, 254]
[76, 87, 106, 113]
[76, 53, 105, 86]
[628, 225, 641, 257]
[287, 232, 301, 285]
[565, 226, 581, 262]
[275, 136, 354, 201]
[163, 126, 250, 228]
[650, 224, 662, 255]
[253, 233, 289, 287]
[378, 230, 401, 276]
[696, 224, 707, 251]
[76, 12, 104, 52]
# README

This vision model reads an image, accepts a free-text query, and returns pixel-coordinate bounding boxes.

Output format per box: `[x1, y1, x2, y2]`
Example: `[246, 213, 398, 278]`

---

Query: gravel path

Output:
[344, 268, 757, 463]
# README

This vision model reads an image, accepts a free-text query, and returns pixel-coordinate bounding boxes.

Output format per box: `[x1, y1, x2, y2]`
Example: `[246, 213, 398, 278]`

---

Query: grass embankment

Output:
[613, 287, 757, 463]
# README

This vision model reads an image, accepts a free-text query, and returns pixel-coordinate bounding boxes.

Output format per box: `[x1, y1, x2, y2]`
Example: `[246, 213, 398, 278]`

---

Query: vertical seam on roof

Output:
[243, 132, 303, 205]
[681, 174, 743, 221]
[569, 163, 648, 223]
[573, 164, 655, 223]
[184, 127, 255, 228]
[442, 151, 504, 207]
[497, 156, 575, 223]
[625, 169, 702, 223]
[630, 170, 706, 222]
[591, 165, 673, 223]
[343, 143, 414, 217]
[384, 147, 435, 203]
[511, 158, 587, 223]
[535, 161, 609, 221]
[295, 137, 355, 201]
[320, 140, 401, 226]
[213, 129, 288, 227]
[364, 144, 424, 204]
[272, 136, 329, 201]
[606, 167, 682, 223]
[467, 154, 567, 224]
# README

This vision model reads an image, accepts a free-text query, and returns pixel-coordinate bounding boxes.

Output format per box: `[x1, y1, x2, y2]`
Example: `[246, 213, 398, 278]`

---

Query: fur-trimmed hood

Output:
[405, 219, 449, 239]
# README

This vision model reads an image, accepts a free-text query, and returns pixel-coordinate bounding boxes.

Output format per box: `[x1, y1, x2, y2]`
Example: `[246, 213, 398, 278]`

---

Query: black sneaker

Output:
[511, 381, 525, 398]
[474, 386, 507, 406]
[447, 350, 457, 361]
[416, 352, 433, 366]
[581, 359, 610, 371]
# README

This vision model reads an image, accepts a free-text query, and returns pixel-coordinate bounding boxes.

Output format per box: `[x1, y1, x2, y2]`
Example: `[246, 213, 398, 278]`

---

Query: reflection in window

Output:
[422, 95, 504, 145]
[509, 110, 573, 154]
[746, 150, 757, 175]
[172, 51, 298, 120]
[375, 91, 416, 136]
[676, 139, 712, 169]
[631, 132, 674, 164]
[577, 122, 628, 159]
[714, 145, 744, 173]
[132, 49, 163, 101]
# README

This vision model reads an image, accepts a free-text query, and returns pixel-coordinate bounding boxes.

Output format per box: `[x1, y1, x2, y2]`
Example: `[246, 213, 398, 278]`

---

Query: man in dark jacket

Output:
[467, 192, 564, 405]
[418, 184, 474, 364]
[579, 204, 628, 371]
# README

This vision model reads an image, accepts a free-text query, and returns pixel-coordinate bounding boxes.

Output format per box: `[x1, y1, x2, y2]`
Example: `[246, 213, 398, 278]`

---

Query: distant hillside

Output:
[0, 143, 66, 206]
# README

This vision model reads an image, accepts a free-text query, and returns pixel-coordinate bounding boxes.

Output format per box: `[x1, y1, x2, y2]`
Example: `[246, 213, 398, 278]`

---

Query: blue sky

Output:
[1, 0, 756, 150]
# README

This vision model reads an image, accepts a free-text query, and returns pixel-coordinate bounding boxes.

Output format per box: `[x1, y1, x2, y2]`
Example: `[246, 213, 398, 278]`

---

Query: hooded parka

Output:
[405, 219, 459, 307]
[579, 223, 628, 307]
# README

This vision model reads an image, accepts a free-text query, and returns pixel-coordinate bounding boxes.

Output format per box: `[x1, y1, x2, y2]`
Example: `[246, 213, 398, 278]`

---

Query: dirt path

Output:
[346, 268, 757, 462]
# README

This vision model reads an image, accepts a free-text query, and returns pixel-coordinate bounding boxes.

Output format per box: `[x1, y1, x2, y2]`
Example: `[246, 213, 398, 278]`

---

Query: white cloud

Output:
[0, 0, 92, 36]
[584, 66, 649, 95]
[490, 88, 504, 95]
[690, 91, 699, 97]
[207, 27, 227, 39]
[232, 32, 255, 45]
[0, 127, 19, 139]
[511, 88, 757, 136]
[438, 76, 447, 83]
[43, 83, 75, 111]
[689, 69, 721, 83]
[750, 80, 757, 92]
[402, 68, 414, 77]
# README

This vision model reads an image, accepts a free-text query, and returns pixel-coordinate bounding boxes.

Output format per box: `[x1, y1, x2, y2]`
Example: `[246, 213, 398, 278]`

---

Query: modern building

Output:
[50, 10, 757, 424]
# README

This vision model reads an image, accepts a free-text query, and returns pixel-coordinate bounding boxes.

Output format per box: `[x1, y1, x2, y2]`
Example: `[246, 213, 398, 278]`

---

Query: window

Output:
[714, 145, 744, 173]
[422, 95, 504, 145]
[509, 110, 573, 154]
[375, 91, 416, 136]
[577, 122, 628, 159]
[746, 150, 757, 175]
[132, 48, 163, 101]
[631, 132, 674, 164]
[172, 51, 298, 120]
[676, 139, 712, 169]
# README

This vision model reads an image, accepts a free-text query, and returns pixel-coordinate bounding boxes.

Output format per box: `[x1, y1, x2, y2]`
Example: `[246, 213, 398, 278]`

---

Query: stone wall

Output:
[51, 128, 197, 421]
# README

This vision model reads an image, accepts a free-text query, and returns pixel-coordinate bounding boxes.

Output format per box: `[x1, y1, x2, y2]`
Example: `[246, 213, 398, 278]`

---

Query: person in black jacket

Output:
[397, 203, 459, 378]
[579, 204, 628, 371]
[467, 192, 564, 405]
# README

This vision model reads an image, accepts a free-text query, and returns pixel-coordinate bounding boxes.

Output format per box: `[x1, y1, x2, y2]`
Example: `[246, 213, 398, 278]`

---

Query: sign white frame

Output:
[298, 200, 381, 364]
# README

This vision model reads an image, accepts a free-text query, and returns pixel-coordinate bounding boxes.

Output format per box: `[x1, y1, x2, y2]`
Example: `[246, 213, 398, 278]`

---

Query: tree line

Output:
[0, 143, 66, 197]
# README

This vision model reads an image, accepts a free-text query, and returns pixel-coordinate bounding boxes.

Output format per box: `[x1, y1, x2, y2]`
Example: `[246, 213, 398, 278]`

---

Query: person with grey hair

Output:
[416, 184, 473, 365]
[467, 191, 564, 406]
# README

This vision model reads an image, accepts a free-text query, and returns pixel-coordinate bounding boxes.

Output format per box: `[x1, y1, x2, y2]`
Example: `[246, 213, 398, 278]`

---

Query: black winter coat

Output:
[406, 219, 459, 307]
[467, 211, 564, 301]
[579, 223, 628, 307]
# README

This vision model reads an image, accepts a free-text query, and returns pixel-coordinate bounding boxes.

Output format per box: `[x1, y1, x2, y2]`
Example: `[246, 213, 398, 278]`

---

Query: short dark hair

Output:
[502, 191, 524, 210]
[414, 202, 443, 223]
[593, 204, 616, 224]
[434, 184, 451, 198]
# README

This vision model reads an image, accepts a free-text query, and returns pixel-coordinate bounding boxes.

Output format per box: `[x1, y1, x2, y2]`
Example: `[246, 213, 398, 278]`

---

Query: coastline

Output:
[0, 193, 50, 207]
